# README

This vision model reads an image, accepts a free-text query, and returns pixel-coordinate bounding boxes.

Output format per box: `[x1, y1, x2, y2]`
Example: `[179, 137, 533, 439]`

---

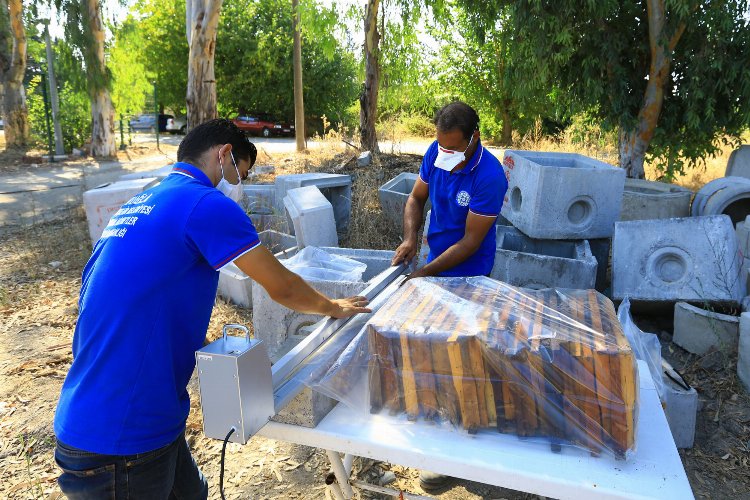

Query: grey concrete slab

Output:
[612, 216, 746, 304]
[673, 302, 739, 355]
[501, 150, 625, 239]
[620, 179, 692, 221]
[739, 313, 750, 393]
[489, 225, 597, 289]
[725, 145, 750, 178]
[284, 186, 338, 248]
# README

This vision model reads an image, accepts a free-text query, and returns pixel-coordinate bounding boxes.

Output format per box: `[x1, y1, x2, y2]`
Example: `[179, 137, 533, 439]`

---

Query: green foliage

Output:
[27, 74, 91, 152]
[110, 18, 152, 116]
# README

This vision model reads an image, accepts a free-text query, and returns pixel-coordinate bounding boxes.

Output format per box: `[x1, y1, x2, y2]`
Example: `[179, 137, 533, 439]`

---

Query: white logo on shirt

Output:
[456, 190, 471, 207]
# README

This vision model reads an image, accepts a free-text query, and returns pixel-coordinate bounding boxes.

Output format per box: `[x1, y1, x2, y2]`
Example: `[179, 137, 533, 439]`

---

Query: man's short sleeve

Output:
[469, 163, 507, 218]
[185, 192, 260, 270]
[419, 141, 439, 184]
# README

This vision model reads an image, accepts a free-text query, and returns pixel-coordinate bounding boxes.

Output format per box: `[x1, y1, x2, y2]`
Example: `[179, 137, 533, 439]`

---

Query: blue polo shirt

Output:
[420, 140, 506, 277]
[54, 162, 260, 455]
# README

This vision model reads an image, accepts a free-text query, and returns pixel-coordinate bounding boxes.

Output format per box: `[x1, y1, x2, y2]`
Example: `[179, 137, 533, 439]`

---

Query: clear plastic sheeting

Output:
[308, 277, 639, 459]
[617, 298, 666, 401]
[281, 246, 366, 282]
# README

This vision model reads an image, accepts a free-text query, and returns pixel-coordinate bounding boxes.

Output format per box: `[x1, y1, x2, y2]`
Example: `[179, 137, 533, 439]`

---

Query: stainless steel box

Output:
[195, 325, 274, 444]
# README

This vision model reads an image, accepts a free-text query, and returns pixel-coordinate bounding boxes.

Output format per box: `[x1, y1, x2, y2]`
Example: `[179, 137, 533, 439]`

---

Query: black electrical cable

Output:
[220, 427, 236, 500]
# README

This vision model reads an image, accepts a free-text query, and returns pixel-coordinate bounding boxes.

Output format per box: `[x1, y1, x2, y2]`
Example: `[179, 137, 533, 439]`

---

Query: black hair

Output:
[433, 101, 480, 140]
[177, 118, 257, 166]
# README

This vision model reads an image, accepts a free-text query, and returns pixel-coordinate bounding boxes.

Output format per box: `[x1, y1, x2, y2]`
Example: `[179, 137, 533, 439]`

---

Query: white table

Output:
[259, 360, 694, 500]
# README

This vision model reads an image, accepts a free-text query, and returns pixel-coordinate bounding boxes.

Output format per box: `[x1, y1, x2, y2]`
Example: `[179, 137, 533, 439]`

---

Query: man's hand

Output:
[392, 238, 418, 265]
[328, 296, 371, 318]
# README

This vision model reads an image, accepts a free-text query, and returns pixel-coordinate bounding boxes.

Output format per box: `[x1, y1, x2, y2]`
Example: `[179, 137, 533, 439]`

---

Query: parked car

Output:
[232, 114, 294, 137]
[166, 116, 187, 134]
[129, 114, 172, 133]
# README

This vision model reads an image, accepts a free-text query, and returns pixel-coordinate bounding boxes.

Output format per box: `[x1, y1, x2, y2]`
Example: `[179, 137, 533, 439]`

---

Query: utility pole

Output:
[42, 20, 64, 156]
[292, 0, 306, 152]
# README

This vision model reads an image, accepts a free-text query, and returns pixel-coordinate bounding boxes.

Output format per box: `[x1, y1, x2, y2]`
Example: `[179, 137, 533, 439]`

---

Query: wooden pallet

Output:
[367, 277, 637, 458]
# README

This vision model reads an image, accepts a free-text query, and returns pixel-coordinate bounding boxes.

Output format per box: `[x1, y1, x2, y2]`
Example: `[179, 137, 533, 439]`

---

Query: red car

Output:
[232, 114, 294, 137]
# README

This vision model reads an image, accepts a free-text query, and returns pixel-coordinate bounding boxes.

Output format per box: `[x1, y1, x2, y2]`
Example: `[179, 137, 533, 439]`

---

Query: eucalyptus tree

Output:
[0, 0, 28, 148]
[185, 0, 222, 129]
[457, 0, 750, 178]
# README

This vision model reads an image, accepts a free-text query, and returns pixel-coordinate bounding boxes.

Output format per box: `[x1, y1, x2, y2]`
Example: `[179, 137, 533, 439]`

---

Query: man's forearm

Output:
[402, 196, 424, 242]
[417, 238, 481, 277]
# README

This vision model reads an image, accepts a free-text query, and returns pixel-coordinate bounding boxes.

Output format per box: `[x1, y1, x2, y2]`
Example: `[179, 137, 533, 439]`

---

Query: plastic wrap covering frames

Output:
[617, 298, 665, 401]
[310, 277, 639, 460]
[281, 246, 367, 282]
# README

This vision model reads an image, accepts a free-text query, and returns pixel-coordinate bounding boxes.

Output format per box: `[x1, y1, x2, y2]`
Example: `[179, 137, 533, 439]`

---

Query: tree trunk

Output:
[359, 0, 380, 153]
[44, 24, 64, 155]
[0, 0, 28, 148]
[501, 104, 512, 146]
[292, 0, 306, 152]
[619, 0, 686, 178]
[186, 0, 223, 131]
[86, 0, 116, 157]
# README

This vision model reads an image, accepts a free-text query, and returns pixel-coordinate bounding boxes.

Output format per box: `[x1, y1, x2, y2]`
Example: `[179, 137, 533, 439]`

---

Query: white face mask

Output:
[434, 135, 474, 172]
[216, 152, 244, 203]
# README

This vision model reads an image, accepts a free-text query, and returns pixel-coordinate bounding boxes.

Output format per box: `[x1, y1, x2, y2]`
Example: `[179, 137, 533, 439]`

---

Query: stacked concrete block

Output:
[501, 150, 625, 239]
[284, 186, 338, 248]
[673, 302, 740, 355]
[620, 178, 692, 221]
[612, 216, 746, 304]
[725, 145, 750, 178]
[662, 375, 699, 449]
[275, 173, 352, 233]
[378, 172, 431, 232]
[252, 248, 395, 359]
[739, 313, 750, 393]
[691, 176, 750, 225]
[119, 164, 173, 181]
[490, 225, 597, 289]
[83, 177, 159, 243]
[217, 230, 297, 308]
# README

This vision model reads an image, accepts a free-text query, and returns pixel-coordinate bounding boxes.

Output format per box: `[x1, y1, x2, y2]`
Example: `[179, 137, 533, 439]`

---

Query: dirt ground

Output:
[0, 147, 749, 499]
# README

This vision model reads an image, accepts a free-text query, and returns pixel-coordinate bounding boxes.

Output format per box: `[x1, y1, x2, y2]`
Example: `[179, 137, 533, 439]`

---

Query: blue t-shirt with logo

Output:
[54, 162, 260, 455]
[419, 140, 507, 277]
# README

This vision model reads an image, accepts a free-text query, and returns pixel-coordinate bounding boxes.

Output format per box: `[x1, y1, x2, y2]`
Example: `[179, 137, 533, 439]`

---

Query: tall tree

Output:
[0, 0, 28, 148]
[292, 0, 305, 150]
[55, 0, 116, 157]
[359, 0, 380, 152]
[457, 0, 750, 178]
[185, 0, 222, 130]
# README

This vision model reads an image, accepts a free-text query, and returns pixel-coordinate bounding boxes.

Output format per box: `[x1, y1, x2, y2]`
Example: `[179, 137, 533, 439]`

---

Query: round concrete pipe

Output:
[702, 183, 750, 225]
[690, 177, 750, 217]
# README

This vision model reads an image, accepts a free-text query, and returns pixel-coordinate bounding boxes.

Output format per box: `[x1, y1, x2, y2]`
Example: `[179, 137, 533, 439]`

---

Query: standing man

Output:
[392, 101, 507, 279]
[53, 119, 370, 499]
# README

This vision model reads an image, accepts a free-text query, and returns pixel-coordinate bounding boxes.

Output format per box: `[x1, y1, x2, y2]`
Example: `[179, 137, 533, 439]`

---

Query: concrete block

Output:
[272, 385, 337, 427]
[357, 151, 372, 167]
[217, 230, 297, 308]
[725, 145, 750, 178]
[284, 186, 338, 248]
[587, 238, 611, 293]
[119, 164, 173, 181]
[501, 150, 625, 239]
[82, 178, 159, 243]
[242, 184, 276, 215]
[378, 172, 431, 232]
[673, 302, 739, 355]
[692, 176, 750, 225]
[619, 178, 692, 221]
[490, 225, 597, 289]
[739, 313, 750, 393]
[612, 216, 745, 304]
[663, 375, 698, 449]
[275, 173, 352, 233]
[252, 247, 395, 357]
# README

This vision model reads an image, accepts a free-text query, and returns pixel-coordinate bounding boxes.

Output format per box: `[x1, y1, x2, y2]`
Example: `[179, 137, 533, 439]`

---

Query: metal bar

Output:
[326, 449, 354, 499]
[327, 483, 345, 500]
[350, 479, 434, 500]
[343, 454, 354, 476]
[271, 264, 406, 387]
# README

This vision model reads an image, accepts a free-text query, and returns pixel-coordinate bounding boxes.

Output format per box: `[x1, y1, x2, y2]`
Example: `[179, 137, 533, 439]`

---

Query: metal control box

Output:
[195, 325, 275, 444]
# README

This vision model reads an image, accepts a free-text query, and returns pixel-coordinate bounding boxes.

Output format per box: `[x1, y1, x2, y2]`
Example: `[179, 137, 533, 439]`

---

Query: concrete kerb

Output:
[612, 216, 746, 305]
[490, 225, 597, 289]
[82, 177, 159, 244]
[620, 178, 692, 221]
[501, 150, 625, 239]
[725, 145, 750, 178]
[663, 375, 699, 449]
[673, 301, 740, 356]
[739, 313, 750, 393]
[284, 186, 338, 248]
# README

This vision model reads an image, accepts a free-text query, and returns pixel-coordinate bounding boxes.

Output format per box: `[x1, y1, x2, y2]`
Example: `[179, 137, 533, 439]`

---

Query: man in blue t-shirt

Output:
[392, 101, 507, 279]
[53, 119, 370, 499]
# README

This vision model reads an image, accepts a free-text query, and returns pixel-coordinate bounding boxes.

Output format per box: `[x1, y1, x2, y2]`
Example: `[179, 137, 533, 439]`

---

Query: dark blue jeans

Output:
[54, 432, 208, 499]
